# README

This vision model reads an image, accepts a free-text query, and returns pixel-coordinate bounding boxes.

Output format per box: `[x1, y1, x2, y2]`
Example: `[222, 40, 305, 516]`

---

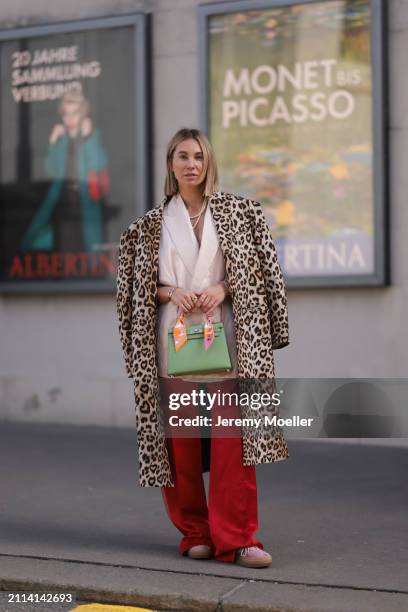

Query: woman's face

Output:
[171, 138, 205, 190]
[60, 102, 83, 130]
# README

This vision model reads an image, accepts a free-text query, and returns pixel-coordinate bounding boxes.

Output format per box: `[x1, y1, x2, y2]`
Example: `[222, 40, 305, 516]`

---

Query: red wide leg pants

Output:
[160, 378, 263, 563]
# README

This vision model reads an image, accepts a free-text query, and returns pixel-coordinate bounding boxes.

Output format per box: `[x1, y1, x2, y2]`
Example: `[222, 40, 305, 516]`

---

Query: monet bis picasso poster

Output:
[199, 0, 388, 287]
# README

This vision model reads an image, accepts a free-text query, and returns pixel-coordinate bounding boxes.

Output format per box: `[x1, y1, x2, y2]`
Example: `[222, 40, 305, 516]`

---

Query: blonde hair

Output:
[58, 91, 90, 119]
[164, 128, 219, 198]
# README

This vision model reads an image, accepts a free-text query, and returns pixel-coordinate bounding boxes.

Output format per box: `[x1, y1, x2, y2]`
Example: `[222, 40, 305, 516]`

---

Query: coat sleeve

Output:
[116, 223, 139, 378]
[250, 200, 290, 350]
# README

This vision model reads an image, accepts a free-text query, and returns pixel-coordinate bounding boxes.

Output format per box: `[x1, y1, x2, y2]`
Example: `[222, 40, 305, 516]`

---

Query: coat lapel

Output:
[191, 201, 221, 292]
[162, 194, 198, 277]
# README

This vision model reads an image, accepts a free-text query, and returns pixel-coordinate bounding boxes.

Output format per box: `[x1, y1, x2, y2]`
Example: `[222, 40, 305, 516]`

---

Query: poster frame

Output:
[0, 13, 151, 294]
[197, 0, 389, 288]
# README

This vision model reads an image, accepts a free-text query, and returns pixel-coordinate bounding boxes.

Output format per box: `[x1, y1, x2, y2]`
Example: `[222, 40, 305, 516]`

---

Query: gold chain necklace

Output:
[191, 204, 207, 229]
[188, 198, 206, 218]
[187, 198, 208, 229]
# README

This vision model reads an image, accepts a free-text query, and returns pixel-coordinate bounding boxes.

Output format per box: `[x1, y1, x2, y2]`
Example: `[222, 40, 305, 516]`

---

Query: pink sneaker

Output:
[187, 544, 213, 559]
[235, 546, 272, 568]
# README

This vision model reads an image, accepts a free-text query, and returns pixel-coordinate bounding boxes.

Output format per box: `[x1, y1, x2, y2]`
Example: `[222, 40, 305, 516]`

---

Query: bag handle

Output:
[173, 307, 218, 352]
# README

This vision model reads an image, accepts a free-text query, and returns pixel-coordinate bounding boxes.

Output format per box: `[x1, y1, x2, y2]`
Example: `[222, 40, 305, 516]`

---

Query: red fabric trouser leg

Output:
[160, 378, 263, 563]
[160, 378, 212, 555]
[161, 435, 213, 555]
[206, 379, 263, 562]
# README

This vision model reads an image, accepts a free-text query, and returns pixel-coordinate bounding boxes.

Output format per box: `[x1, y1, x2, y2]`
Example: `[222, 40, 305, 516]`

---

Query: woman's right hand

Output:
[171, 288, 199, 313]
[49, 124, 65, 144]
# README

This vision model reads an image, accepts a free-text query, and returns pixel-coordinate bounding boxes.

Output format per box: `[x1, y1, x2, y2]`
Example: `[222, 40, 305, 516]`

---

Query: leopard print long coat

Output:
[116, 191, 290, 487]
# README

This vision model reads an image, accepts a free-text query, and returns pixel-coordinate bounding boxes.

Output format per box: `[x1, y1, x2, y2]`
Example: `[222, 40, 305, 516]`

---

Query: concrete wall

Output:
[0, 0, 407, 433]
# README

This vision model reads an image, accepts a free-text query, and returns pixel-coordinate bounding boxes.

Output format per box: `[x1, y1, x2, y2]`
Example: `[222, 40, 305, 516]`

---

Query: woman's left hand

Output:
[196, 283, 227, 314]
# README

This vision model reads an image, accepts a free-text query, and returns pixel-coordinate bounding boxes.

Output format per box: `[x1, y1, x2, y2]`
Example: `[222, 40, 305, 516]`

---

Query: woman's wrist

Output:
[220, 279, 231, 297]
[156, 285, 178, 305]
[168, 286, 177, 303]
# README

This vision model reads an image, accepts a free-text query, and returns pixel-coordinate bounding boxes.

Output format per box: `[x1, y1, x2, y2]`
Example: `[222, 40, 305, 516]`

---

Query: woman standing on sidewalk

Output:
[116, 127, 290, 568]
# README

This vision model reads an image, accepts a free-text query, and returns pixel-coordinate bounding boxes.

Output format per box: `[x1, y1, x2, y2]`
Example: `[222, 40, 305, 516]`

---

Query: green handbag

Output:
[167, 313, 232, 377]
